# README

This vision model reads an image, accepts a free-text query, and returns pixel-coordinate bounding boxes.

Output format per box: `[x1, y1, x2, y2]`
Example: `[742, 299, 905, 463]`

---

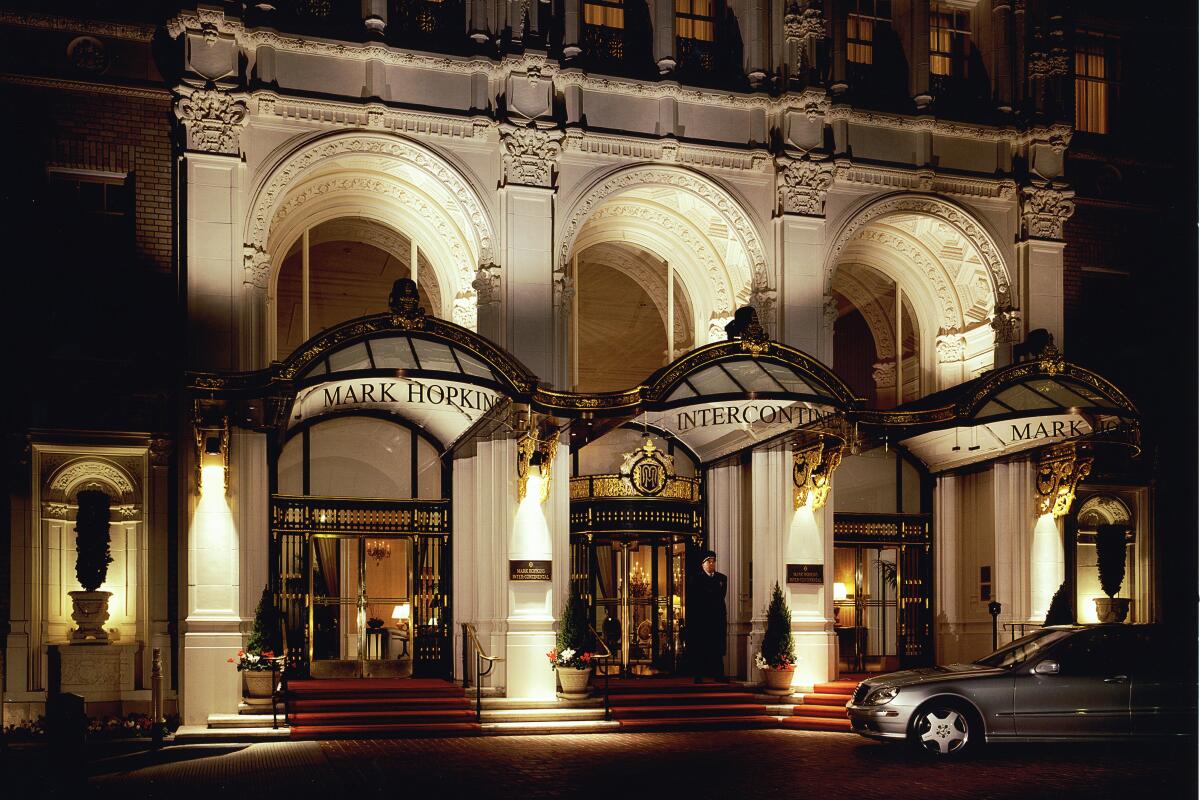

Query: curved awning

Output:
[858, 349, 1139, 472]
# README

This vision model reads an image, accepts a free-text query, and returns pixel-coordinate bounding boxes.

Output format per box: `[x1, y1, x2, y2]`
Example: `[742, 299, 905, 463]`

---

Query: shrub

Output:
[757, 582, 796, 670]
[1043, 582, 1073, 626]
[1095, 524, 1128, 599]
[74, 490, 113, 592]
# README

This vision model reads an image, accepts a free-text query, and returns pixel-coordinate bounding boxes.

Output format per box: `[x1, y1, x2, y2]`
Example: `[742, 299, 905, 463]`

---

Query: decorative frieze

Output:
[777, 156, 834, 216]
[501, 126, 564, 188]
[174, 87, 247, 155]
[1020, 183, 1075, 240]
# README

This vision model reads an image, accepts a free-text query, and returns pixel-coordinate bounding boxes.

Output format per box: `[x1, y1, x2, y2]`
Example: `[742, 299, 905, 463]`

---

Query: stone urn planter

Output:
[69, 590, 112, 643]
[1094, 597, 1131, 623]
[242, 670, 276, 707]
[556, 666, 592, 699]
[761, 667, 796, 696]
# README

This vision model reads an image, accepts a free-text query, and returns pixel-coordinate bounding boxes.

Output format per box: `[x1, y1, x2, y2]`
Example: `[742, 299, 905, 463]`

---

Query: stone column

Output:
[1028, 445, 1091, 624]
[500, 126, 563, 384]
[908, 0, 932, 108]
[775, 156, 834, 359]
[784, 444, 837, 689]
[993, 459, 1034, 628]
[706, 460, 747, 678]
[748, 448, 790, 683]
[1018, 182, 1074, 349]
[148, 439, 174, 694]
[362, 0, 387, 35]
[654, 0, 676, 75]
[934, 333, 967, 390]
[741, 0, 768, 87]
[233, 431, 269, 628]
[562, 0, 582, 58]
[991, 0, 1013, 113]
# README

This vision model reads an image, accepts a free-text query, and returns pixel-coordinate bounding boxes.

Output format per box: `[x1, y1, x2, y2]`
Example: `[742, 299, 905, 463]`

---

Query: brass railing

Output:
[461, 622, 503, 722]
[589, 625, 613, 721]
[569, 474, 701, 502]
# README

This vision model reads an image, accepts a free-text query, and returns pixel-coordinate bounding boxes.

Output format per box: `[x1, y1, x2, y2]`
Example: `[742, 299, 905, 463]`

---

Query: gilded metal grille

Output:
[271, 495, 450, 535]
[569, 475, 701, 502]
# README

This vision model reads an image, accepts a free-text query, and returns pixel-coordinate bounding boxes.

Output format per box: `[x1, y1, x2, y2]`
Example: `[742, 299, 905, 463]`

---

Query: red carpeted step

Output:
[290, 709, 477, 726]
[608, 692, 757, 706]
[791, 703, 850, 719]
[289, 696, 471, 713]
[801, 692, 853, 707]
[813, 681, 859, 695]
[780, 716, 854, 733]
[605, 679, 747, 694]
[290, 722, 481, 740]
[287, 679, 465, 700]
[610, 704, 768, 719]
[617, 715, 777, 732]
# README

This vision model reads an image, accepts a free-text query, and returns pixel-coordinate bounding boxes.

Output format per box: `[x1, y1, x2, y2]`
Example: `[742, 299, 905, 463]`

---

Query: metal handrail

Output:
[1003, 622, 1034, 642]
[588, 625, 613, 722]
[462, 623, 503, 722]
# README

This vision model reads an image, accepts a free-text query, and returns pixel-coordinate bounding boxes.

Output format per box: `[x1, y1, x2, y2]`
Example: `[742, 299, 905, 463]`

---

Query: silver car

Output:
[846, 624, 1195, 757]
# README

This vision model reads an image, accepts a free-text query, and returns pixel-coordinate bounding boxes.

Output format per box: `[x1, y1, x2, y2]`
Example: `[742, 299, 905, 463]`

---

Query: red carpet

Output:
[606, 678, 776, 732]
[287, 678, 481, 740]
[782, 678, 858, 733]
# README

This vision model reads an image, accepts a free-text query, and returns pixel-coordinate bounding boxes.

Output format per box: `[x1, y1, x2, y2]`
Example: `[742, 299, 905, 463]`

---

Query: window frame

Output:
[1074, 27, 1121, 135]
[929, 2, 971, 80]
[847, 0, 891, 66]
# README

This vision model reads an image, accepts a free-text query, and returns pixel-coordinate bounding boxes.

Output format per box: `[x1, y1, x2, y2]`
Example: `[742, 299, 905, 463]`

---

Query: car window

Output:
[1045, 627, 1136, 675]
[1130, 627, 1191, 679]
[974, 629, 1075, 669]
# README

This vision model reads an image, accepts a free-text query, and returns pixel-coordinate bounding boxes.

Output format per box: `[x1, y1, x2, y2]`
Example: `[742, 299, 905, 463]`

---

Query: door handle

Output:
[1103, 675, 1128, 684]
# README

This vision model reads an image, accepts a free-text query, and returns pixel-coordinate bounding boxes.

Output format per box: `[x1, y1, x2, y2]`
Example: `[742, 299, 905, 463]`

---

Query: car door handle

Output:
[1103, 675, 1128, 684]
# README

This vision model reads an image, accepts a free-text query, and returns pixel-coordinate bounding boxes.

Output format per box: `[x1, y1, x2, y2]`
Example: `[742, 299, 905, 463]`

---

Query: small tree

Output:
[1095, 524, 1128, 599]
[245, 586, 278, 655]
[549, 597, 593, 670]
[757, 582, 796, 670]
[1043, 582, 1073, 626]
[74, 490, 113, 592]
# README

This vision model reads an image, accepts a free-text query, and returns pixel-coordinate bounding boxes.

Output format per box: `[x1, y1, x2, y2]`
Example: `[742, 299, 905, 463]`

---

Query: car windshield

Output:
[973, 629, 1076, 669]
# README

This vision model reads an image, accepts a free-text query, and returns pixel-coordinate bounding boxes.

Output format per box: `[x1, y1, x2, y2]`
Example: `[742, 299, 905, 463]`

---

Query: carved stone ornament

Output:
[175, 88, 248, 155]
[872, 361, 896, 388]
[990, 308, 1022, 344]
[243, 247, 270, 289]
[501, 126, 564, 188]
[724, 306, 769, 355]
[388, 278, 426, 329]
[935, 334, 967, 363]
[472, 263, 501, 305]
[1035, 443, 1093, 518]
[823, 294, 840, 331]
[778, 157, 835, 217]
[1020, 183, 1075, 240]
[793, 440, 843, 511]
[784, 1, 825, 42]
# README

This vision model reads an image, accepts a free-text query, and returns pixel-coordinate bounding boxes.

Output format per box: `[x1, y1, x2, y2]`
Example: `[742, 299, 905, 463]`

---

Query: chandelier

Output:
[366, 539, 391, 564]
[628, 561, 649, 598]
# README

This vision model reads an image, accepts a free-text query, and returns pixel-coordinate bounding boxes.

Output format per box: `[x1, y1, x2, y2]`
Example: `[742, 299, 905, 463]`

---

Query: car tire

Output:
[908, 699, 980, 758]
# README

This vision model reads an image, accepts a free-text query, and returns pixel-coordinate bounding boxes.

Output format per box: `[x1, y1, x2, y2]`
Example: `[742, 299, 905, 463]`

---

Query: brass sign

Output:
[786, 563, 823, 584]
[509, 560, 552, 581]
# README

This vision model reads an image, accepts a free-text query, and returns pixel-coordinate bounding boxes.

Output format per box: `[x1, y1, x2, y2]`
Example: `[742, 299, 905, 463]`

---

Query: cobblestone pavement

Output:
[18, 730, 1194, 799]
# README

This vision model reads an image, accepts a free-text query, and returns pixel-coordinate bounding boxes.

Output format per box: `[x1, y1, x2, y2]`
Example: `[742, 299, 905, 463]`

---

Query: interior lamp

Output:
[832, 582, 848, 625]
[391, 603, 411, 631]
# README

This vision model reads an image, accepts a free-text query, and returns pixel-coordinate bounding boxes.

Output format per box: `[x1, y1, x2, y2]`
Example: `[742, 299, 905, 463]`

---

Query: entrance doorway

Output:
[578, 535, 691, 677]
[832, 544, 900, 674]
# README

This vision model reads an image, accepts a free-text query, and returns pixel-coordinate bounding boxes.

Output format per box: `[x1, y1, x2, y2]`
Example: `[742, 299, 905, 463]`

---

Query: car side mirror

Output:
[1033, 660, 1060, 676]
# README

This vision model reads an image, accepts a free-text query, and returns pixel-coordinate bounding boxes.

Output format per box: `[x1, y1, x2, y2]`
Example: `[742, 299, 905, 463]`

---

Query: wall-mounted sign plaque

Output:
[509, 560, 552, 581]
[786, 563, 823, 584]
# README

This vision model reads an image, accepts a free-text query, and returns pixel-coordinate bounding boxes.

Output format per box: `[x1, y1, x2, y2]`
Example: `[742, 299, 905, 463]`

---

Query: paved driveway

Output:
[11, 730, 1193, 799]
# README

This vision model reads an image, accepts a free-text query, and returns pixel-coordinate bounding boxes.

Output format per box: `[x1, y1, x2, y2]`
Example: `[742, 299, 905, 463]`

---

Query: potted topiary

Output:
[234, 586, 279, 706]
[756, 582, 797, 695]
[547, 597, 593, 699]
[1093, 524, 1132, 623]
[1043, 582, 1073, 626]
[70, 490, 114, 643]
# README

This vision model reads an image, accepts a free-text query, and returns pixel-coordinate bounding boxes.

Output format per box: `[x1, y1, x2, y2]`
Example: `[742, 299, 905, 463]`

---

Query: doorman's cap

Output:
[701, 550, 717, 562]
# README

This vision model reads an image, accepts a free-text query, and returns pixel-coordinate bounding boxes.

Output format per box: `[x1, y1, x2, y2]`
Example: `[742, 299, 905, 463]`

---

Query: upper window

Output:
[929, 4, 970, 79]
[583, 0, 626, 60]
[1075, 29, 1120, 134]
[847, 0, 891, 65]
[676, 0, 715, 42]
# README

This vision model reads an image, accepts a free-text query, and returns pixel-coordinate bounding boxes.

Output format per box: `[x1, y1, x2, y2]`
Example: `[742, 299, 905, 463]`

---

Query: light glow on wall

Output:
[1029, 512, 1064, 622]
[786, 495, 821, 563]
[512, 471, 551, 562]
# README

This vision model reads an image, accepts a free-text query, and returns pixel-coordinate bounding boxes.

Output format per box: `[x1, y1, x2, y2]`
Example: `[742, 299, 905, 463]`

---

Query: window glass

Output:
[929, 4, 970, 78]
[411, 339, 459, 373]
[1075, 29, 1120, 134]
[1048, 628, 1135, 675]
[848, 0, 891, 64]
[584, 0, 624, 28]
[370, 336, 420, 370]
[309, 417, 414, 499]
[327, 342, 372, 373]
[277, 435, 304, 495]
[833, 447, 897, 514]
[676, 0, 714, 41]
[974, 628, 1073, 668]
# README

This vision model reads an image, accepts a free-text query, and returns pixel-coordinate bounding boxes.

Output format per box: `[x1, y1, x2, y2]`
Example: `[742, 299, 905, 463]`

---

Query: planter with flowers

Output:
[548, 598, 594, 699]
[757, 581, 798, 696]
[229, 586, 281, 706]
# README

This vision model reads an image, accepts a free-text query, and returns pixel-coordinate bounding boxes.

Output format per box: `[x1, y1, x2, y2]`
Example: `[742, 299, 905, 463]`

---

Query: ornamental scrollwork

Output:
[517, 429, 560, 503]
[1035, 443, 1093, 518]
[793, 440, 842, 511]
[777, 157, 835, 217]
[935, 334, 967, 363]
[174, 88, 247, 155]
[501, 126, 564, 188]
[472, 263, 501, 305]
[1020, 183, 1075, 241]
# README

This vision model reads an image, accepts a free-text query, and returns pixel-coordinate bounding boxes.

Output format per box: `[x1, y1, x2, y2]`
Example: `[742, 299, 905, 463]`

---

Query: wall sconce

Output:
[517, 427, 560, 504]
[1035, 442, 1093, 518]
[793, 440, 844, 511]
[194, 414, 229, 495]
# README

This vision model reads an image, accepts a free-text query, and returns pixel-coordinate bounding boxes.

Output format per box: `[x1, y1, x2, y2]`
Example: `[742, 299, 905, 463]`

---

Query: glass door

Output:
[833, 544, 900, 674]
[590, 537, 687, 676]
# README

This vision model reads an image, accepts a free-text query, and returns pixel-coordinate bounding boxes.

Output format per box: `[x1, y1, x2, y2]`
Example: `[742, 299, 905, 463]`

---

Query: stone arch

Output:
[243, 131, 496, 347]
[557, 164, 774, 340]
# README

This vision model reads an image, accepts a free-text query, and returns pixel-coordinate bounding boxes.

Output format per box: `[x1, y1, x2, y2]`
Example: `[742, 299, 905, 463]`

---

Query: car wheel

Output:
[910, 701, 978, 758]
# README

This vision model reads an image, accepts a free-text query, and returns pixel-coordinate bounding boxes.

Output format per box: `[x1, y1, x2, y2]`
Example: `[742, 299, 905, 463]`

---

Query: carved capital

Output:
[823, 294, 839, 332]
[501, 126, 564, 188]
[472, 263, 501, 306]
[784, 1, 825, 43]
[1020, 183, 1075, 240]
[871, 362, 896, 389]
[935, 334, 967, 363]
[777, 156, 834, 217]
[175, 88, 247, 155]
[1035, 443, 1093, 518]
[991, 308, 1022, 344]
[243, 247, 270, 289]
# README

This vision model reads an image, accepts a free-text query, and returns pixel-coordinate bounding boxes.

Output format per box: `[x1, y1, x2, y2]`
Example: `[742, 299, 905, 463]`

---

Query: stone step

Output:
[481, 720, 621, 735]
[176, 724, 290, 743]
[480, 706, 609, 723]
[208, 713, 280, 729]
[479, 696, 603, 710]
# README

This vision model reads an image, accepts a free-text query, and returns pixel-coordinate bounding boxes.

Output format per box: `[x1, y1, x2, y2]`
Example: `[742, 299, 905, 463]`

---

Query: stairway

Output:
[606, 678, 776, 732]
[779, 678, 858, 733]
[286, 678, 481, 739]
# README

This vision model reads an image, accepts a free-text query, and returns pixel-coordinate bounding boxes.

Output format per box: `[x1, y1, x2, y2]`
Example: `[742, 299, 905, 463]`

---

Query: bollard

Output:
[151, 648, 165, 747]
[988, 601, 1002, 652]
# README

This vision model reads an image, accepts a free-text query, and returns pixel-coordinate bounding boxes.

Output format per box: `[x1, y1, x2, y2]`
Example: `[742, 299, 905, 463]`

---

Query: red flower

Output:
[227, 658, 235, 663]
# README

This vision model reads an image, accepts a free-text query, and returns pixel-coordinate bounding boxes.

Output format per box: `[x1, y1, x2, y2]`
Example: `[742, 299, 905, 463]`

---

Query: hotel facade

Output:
[1, 0, 1187, 728]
